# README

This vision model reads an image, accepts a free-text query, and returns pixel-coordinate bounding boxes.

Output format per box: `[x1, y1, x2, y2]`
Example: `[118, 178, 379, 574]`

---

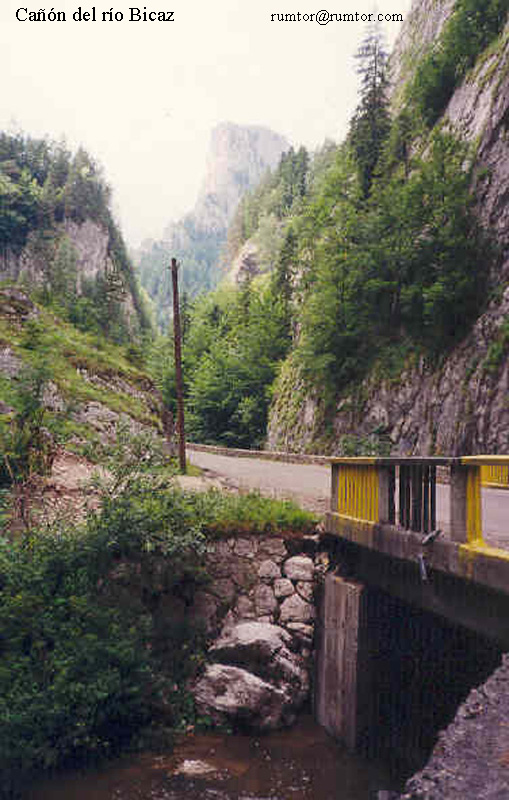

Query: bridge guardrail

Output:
[481, 462, 509, 489]
[330, 456, 509, 547]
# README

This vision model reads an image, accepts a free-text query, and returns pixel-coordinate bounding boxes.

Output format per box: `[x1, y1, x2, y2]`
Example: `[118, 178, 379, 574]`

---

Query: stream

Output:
[25, 718, 403, 800]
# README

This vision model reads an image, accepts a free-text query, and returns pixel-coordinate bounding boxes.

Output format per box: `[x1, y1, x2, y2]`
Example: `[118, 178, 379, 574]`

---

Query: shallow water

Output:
[25, 718, 401, 800]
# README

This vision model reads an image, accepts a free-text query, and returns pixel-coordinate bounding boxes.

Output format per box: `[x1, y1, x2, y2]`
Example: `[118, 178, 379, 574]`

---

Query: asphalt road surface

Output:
[189, 448, 509, 550]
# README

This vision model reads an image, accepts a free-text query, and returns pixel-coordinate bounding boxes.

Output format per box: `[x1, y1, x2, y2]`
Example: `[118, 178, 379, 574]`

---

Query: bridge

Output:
[189, 446, 509, 763]
[318, 455, 509, 753]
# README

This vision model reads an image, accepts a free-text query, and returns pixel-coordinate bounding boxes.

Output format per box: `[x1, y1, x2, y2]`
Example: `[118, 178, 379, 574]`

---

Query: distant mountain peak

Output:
[138, 122, 290, 327]
[161, 123, 290, 238]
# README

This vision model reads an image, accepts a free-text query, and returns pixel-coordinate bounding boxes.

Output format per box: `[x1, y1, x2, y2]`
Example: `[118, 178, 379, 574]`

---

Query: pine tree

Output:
[349, 19, 391, 197]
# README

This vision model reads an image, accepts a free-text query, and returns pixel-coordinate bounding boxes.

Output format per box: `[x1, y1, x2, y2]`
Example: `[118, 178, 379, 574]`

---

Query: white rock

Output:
[274, 578, 294, 599]
[194, 664, 288, 730]
[254, 584, 277, 616]
[258, 559, 281, 580]
[234, 538, 257, 558]
[296, 581, 313, 602]
[235, 595, 255, 619]
[279, 593, 315, 623]
[258, 538, 287, 561]
[283, 555, 314, 582]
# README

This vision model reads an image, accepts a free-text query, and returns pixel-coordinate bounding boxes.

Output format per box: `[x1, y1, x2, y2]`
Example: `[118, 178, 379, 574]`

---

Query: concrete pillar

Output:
[450, 464, 469, 543]
[315, 573, 370, 749]
[378, 465, 392, 523]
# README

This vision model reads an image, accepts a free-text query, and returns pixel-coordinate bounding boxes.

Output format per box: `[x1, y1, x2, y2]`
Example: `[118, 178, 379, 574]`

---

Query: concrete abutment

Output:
[315, 569, 503, 777]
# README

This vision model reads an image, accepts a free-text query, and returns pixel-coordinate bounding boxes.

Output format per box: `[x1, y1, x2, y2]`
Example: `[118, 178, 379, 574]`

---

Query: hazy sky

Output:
[1, 0, 412, 246]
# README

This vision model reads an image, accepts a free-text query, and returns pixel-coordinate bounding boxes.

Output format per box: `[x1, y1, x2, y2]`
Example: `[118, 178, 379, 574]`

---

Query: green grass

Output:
[189, 489, 318, 536]
[0, 295, 161, 448]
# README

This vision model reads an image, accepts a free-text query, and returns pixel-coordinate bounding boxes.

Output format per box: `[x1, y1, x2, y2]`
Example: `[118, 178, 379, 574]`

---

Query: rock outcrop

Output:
[0, 221, 140, 329]
[400, 655, 509, 799]
[192, 123, 290, 233]
[194, 622, 309, 730]
[136, 123, 290, 322]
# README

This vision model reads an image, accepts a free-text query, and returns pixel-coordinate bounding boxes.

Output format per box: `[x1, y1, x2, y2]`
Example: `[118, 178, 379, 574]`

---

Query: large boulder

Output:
[212, 621, 292, 657]
[194, 664, 289, 730]
[193, 622, 310, 730]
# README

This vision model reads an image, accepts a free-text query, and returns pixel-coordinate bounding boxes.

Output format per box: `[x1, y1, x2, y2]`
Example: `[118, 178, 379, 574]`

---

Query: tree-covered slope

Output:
[0, 131, 164, 482]
[267, 0, 509, 456]
[155, 2, 509, 455]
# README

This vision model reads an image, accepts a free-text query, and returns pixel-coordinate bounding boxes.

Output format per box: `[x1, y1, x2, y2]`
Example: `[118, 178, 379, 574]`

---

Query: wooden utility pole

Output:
[170, 257, 186, 473]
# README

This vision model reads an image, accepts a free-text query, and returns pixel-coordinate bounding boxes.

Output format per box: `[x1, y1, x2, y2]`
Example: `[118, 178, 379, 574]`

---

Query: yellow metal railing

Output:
[330, 455, 509, 547]
[466, 465, 483, 544]
[333, 459, 379, 523]
[481, 463, 509, 489]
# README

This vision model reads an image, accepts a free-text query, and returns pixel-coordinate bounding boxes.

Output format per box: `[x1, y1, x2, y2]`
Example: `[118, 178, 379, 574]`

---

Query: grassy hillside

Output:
[0, 285, 161, 474]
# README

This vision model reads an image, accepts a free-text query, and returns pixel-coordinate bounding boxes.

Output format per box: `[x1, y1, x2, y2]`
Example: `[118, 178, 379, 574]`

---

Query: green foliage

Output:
[149, 278, 291, 448]
[337, 430, 392, 457]
[0, 433, 207, 796]
[226, 146, 309, 261]
[297, 132, 489, 391]
[409, 0, 508, 126]
[0, 363, 53, 488]
[136, 221, 226, 331]
[0, 419, 318, 795]
[349, 19, 391, 196]
[0, 131, 151, 343]
[191, 489, 317, 536]
[0, 298, 160, 461]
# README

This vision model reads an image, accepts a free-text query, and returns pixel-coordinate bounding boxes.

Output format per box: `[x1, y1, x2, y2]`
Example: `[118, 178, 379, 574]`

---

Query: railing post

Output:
[450, 462, 483, 544]
[450, 463, 468, 543]
[331, 462, 340, 513]
[378, 465, 394, 524]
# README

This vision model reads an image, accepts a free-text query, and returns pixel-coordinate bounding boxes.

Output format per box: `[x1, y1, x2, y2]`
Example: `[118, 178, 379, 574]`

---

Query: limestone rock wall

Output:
[195, 534, 326, 647]
[268, 5, 509, 457]
[0, 220, 138, 324]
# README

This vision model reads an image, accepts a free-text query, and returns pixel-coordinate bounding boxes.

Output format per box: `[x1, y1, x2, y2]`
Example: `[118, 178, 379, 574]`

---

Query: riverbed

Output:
[25, 718, 402, 800]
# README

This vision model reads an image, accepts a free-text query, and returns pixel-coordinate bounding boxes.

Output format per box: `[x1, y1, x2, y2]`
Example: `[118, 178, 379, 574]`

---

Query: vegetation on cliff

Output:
[0, 424, 315, 798]
[0, 131, 151, 342]
[154, 13, 497, 450]
[409, 0, 508, 126]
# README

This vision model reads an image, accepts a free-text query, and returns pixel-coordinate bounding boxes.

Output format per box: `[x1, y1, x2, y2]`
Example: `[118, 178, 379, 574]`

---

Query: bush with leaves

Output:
[0, 429, 207, 797]
[297, 132, 489, 391]
[0, 363, 54, 490]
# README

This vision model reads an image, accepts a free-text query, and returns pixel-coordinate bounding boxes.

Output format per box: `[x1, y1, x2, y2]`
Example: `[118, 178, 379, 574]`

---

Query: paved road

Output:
[189, 449, 331, 513]
[189, 449, 509, 549]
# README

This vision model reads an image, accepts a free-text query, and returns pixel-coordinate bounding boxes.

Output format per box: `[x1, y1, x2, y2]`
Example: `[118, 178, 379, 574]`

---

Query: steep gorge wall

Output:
[269, 3, 509, 457]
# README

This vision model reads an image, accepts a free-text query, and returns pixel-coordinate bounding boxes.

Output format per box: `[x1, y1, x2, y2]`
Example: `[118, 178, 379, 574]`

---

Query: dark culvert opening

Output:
[361, 588, 503, 781]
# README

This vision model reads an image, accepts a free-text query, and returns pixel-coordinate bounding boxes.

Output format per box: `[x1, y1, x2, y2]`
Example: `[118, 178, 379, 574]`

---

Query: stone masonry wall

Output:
[190, 532, 329, 730]
[194, 533, 326, 647]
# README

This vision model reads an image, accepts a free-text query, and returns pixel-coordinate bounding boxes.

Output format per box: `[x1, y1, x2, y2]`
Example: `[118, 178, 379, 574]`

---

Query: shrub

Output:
[0, 438, 206, 796]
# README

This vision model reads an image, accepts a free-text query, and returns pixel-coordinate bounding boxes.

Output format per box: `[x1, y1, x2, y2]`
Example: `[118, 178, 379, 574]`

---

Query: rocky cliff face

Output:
[0, 219, 141, 330]
[190, 122, 290, 233]
[136, 123, 289, 324]
[268, 2, 509, 457]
